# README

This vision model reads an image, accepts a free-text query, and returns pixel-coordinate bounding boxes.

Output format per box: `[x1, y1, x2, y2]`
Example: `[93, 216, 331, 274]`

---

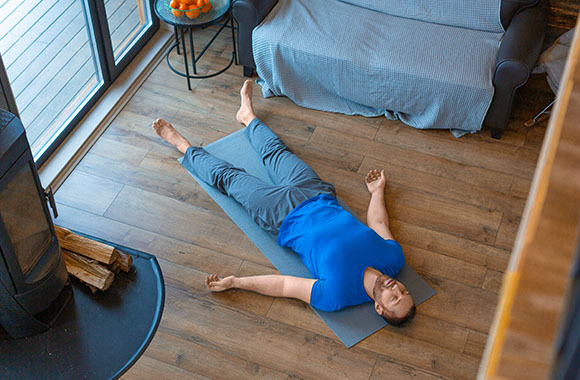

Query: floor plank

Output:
[401, 244, 487, 288]
[142, 331, 288, 380]
[103, 185, 270, 266]
[510, 176, 533, 199]
[309, 126, 515, 193]
[390, 220, 511, 272]
[301, 159, 504, 245]
[358, 156, 527, 216]
[495, 213, 522, 251]
[418, 277, 498, 333]
[76, 152, 224, 213]
[122, 354, 211, 380]
[463, 330, 489, 359]
[89, 135, 150, 167]
[375, 120, 540, 179]
[161, 257, 274, 316]
[266, 296, 470, 356]
[162, 286, 378, 380]
[482, 269, 504, 293]
[54, 203, 255, 272]
[54, 171, 124, 215]
[370, 356, 452, 380]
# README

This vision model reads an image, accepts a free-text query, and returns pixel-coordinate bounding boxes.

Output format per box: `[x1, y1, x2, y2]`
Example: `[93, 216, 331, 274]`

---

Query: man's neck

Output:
[363, 267, 381, 300]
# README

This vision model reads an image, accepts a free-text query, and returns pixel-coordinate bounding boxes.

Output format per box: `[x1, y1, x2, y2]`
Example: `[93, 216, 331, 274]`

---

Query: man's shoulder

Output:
[311, 278, 359, 312]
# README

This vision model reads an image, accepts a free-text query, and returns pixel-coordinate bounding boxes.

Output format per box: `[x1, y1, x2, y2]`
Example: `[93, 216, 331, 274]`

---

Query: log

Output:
[108, 261, 121, 275]
[87, 284, 99, 294]
[55, 226, 119, 265]
[62, 249, 114, 291]
[115, 249, 133, 273]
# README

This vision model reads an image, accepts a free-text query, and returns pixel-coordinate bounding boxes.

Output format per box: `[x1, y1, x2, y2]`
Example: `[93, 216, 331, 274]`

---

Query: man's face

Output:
[373, 274, 414, 319]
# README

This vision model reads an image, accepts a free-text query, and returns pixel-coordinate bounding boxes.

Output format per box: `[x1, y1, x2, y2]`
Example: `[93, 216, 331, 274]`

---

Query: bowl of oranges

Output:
[168, 0, 212, 19]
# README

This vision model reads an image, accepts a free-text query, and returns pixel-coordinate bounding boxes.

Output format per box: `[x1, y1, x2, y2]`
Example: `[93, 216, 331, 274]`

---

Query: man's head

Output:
[372, 275, 415, 327]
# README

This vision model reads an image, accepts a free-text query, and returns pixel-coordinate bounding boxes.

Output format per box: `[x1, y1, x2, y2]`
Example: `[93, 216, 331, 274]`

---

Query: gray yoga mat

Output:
[179, 128, 436, 347]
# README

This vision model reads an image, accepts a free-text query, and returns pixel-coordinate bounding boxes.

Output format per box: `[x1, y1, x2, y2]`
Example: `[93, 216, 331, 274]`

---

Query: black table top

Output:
[154, 0, 231, 28]
[0, 240, 165, 380]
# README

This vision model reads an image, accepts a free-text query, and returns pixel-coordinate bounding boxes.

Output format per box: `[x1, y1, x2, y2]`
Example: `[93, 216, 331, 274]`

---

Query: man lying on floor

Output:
[152, 80, 416, 326]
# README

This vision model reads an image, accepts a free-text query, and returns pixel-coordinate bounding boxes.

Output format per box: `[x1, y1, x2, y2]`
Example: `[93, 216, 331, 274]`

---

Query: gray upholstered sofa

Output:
[232, 0, 547, 138]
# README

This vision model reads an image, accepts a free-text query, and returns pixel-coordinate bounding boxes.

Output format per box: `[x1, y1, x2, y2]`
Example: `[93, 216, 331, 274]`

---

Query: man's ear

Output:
[375, 301, 383, 316]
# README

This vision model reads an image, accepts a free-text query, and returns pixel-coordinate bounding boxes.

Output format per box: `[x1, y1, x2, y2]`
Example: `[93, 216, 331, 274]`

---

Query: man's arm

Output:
[365, 169, 395, 240]
[205, 273, 316, 304]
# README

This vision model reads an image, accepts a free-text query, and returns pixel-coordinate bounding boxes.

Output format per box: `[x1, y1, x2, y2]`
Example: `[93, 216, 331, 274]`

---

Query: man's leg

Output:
[153, 119, 306, 234]
[236, 81, 335, 197]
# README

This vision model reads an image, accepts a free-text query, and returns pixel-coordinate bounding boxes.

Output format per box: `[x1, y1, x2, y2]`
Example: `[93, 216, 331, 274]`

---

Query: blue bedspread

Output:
[252, 0, 504, 135]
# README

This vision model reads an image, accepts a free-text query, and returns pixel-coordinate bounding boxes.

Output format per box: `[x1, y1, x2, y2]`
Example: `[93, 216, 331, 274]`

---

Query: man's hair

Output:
[382, 304, 416, 327]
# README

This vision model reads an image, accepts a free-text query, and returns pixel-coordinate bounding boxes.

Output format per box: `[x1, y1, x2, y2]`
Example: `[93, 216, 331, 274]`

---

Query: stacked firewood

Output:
[55, 226, 133, 293]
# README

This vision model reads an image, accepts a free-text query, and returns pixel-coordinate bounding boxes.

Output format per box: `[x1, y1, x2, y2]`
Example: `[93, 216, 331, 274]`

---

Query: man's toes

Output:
[241, 80, 253, 95]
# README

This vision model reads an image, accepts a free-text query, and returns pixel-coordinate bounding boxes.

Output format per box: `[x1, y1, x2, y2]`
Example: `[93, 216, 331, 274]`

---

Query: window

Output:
[0, 0, 159, 165]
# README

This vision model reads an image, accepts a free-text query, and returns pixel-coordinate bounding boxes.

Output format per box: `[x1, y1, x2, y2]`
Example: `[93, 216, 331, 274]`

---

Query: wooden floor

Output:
[53, 24, 553, 380]
[0, 0, 141, 154]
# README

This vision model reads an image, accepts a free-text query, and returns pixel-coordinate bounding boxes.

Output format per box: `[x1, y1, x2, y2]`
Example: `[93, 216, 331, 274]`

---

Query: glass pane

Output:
[0, 0, 104, 159]
[0, 162, 52, 276]
[105, 0, 152, 64]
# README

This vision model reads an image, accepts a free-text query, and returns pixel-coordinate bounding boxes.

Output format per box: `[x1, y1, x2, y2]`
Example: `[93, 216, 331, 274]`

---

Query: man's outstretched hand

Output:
[206, 273, 236, 292]
[366, 169, 386, 194]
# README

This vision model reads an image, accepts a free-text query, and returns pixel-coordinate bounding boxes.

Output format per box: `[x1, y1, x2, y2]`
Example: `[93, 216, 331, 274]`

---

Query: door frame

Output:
[0, 55, 19, 118]
[96, 0, 160, 81]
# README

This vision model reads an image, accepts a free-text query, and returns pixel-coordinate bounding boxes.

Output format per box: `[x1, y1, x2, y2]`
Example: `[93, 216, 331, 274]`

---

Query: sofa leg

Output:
[243, 66, 254, 77]
[491, 128, 503, 139]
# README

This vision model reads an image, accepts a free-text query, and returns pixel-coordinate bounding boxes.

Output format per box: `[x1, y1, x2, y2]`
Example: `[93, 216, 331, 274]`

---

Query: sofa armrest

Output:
[484, 3, 547, 136]
[232, 0, 279, 71]
[495, 3, 547, 81]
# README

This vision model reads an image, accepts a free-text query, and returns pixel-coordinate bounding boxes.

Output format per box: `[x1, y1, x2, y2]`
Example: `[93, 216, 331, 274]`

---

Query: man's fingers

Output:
[366, 169, 382, 183]
[206, 273, 220, 288]
[206, 273, 231, 292]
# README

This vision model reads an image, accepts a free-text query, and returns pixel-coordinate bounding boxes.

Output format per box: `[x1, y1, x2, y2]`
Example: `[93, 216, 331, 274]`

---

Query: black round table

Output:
[0, 237, 165, 380]
[154, 0, 237, 90]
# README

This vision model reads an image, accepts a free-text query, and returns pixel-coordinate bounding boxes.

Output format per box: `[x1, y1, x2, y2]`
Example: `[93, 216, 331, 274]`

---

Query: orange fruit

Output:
[172, 9, 183, 16]
[187, 5, 200, 18]
[180, 0, 195, 4]
[170, 0, 179, 8]
[179, 3, 188, 10]
[201, 0, 211, 13]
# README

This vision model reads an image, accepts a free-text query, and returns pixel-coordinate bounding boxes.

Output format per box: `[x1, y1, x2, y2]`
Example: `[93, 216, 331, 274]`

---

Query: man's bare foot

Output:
[152, 118, 192, 154]
[236, 80, 257, 126]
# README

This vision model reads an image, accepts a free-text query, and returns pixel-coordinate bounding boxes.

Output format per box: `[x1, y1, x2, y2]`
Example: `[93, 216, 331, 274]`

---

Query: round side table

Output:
[154, 0, 237, 90]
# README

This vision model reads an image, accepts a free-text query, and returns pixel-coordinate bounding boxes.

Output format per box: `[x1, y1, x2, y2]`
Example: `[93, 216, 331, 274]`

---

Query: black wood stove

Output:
[0, 109, 71, 339]
[0, 108, 164, 380]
